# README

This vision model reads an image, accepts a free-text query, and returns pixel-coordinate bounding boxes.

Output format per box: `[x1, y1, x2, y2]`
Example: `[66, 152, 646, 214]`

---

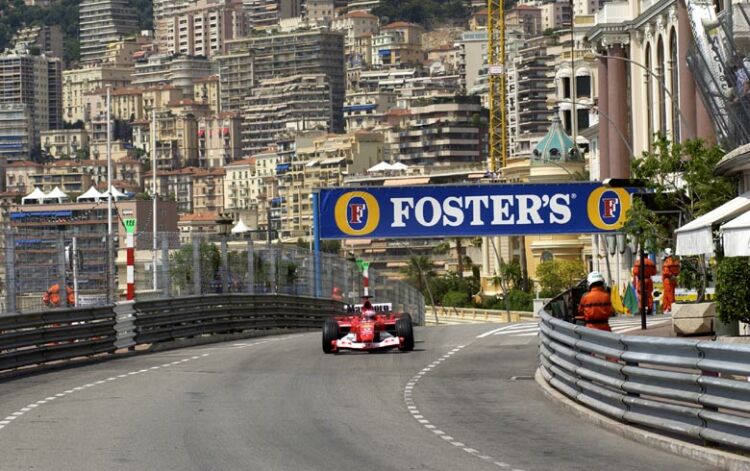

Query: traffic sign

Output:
[123, 218, 136, 234]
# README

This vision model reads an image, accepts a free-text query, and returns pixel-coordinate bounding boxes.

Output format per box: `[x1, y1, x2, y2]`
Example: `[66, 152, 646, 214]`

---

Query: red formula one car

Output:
[322, 300, 414, 353]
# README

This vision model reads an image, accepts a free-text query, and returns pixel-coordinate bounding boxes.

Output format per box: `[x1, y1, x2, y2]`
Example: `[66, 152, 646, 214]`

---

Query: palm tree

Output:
[403, 255, 436, 293]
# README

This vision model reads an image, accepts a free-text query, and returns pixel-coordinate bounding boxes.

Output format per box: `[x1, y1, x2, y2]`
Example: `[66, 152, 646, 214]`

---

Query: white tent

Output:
[722, 210, 750, 257]
[44, 187, 69, 203]
[231, 218, 251, 234]
[675, 191, 750, 256]
[21, 187, 46, 205]
[77, 186, 103, 202]
[390, 162, 409, 170]
[367, 161, 394, 172]
[100, 186, 127, 201]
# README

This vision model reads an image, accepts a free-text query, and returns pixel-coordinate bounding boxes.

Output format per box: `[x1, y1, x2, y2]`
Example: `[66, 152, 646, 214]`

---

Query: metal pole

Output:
[4, 229, 16, 314]
[593, 53, 690, 132]
[570, 3, 578, 153]
[312, 192, 321, 298]
[221, 236, 229, 293]
[106, 86, 114, 304]
[247, 238, 254, 294]
[72, 236, 78, 307]
[192, 235, 201, 295]
[640, 241, 647, 330]
[57, 232, 66, 305]
[152, 108, 158, 291]
[161, 236, 171, 298]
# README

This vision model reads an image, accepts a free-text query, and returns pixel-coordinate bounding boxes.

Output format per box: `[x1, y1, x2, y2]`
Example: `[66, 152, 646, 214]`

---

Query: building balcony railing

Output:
[688, 3, 750, 148]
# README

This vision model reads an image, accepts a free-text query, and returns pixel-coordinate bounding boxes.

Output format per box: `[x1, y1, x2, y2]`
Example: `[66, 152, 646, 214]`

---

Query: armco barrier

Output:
[538, 309, 750, 452]
[0, 295, 343, 376]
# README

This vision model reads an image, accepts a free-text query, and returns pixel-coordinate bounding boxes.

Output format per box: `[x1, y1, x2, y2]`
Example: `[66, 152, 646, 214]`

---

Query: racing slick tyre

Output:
[322, 318, 339, 354]
[396, 316, 414, 351]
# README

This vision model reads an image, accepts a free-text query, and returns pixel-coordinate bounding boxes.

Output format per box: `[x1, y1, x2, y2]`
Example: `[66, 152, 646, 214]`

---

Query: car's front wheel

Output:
[322, 318, 339, 354]
[396, 316, 414, 351]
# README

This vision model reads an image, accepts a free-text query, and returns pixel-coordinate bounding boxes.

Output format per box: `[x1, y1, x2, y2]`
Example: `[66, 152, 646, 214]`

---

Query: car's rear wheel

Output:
[396, 316, 414, 351]
[322, 318, 339, 354]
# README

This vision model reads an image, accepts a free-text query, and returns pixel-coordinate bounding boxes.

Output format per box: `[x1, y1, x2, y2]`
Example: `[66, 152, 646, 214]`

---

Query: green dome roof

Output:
[532, 115, 580, 163]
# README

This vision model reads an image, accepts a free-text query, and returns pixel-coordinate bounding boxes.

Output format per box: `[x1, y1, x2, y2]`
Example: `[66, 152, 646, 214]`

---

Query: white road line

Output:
[405, 345, 525, 471]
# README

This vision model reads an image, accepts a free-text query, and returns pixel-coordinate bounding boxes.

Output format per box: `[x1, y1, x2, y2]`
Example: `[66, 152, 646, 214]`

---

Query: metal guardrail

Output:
[538, 309, 750, 452]
[0, 306, 117, 372]
[0, 295, 344, 376]
[133, 294, 343, 344]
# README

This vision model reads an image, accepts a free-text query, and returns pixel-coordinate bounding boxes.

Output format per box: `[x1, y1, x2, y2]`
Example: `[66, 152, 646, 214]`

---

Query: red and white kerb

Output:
[126, 232, 135, 300]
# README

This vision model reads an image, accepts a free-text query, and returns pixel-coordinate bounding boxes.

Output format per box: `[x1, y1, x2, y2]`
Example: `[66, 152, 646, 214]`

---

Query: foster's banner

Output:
[318, 183, 631, 239]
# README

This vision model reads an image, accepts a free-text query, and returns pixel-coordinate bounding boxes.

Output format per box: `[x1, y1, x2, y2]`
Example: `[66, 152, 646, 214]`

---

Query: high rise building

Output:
[12, 25, 64, 60]
[243, 0, 302, 29]
[391, 100, 487, 167]
[63, 66, 134, 123]
[159, 0, 247, 58]
[506, 35, 556, 160]
[131, 54, 214, 95]
[242, 74, 334, 156]
[218, 29, 345, 130]
[0, 50, 63, 161]
[79, 0, 139, 64]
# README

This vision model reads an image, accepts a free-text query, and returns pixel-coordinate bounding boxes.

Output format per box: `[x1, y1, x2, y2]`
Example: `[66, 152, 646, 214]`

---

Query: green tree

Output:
[623, 137, 737, 297]
[535, 259, 586, 298]
[402, 255, 436, 295]
[716, 257, 750, 324]
[170, 242, 221, 294]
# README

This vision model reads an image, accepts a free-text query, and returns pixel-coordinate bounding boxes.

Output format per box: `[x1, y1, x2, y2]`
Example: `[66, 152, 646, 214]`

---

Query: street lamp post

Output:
[593, 53, 691, 134]
[216, 212, 233, 293]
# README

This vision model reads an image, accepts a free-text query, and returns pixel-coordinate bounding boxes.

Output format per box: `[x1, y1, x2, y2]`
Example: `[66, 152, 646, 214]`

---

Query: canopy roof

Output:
[21, 187, 46, 204]
[722, 209, 750, 257]
[368, 161, 394, 172]
[77, 186, 104, 202]
[231, 218, 251, 234]
[45, 186, 69, 201]
[675, 191, 750, 255]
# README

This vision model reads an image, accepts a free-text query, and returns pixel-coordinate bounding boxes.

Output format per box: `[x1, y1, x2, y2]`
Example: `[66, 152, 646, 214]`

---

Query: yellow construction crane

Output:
[487, 0, 506, 172]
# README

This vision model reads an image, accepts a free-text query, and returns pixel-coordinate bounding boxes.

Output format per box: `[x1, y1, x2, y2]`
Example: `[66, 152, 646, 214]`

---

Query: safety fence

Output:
[538, 309, 750, 452]
[0, 294, 343, 377]
[0, 229, 426, 325]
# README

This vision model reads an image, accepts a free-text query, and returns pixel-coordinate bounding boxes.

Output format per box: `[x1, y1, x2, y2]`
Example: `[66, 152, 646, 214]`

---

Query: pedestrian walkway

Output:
[476, 315, 672, 339]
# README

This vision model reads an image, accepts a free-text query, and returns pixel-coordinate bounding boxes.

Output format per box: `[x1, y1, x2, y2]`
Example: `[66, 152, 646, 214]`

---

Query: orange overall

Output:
[633, 258, 656, 313]
[577, 286, 614, 331]
[661, 256, 680, 313]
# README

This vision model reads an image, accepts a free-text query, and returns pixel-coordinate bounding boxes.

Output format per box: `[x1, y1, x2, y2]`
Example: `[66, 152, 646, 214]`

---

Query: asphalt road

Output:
[0, 324, 717, 471]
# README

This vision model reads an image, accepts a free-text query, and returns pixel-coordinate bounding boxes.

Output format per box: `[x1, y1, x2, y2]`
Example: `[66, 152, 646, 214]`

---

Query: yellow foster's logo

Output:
[334, 191, 381, 236]
[586, 187, 632, 231]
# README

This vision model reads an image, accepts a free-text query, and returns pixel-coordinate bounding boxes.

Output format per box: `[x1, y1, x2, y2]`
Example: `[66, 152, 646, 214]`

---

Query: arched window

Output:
[657, 36, 667, 134]
[541, 251, 554, 262]
[670, 28, 680, 142]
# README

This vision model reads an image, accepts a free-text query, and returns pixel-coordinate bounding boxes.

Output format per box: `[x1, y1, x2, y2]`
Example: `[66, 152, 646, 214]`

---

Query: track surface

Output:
[0, 325, 716, 470]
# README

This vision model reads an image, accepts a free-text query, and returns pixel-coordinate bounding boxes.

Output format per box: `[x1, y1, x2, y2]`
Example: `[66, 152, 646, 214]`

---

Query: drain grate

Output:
[510, 375, 534, 381]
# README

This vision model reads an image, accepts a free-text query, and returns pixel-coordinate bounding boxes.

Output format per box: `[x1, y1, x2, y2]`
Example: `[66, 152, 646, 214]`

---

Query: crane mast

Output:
[487, 0, 506, 172]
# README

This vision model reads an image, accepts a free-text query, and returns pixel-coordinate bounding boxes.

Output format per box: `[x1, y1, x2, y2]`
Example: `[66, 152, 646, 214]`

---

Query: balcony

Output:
[689, 3, 750, 149]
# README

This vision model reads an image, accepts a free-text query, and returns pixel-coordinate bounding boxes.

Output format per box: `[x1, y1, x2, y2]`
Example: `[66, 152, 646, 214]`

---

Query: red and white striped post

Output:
[123, 218, 136, 301]
[363, 265, 369, 297]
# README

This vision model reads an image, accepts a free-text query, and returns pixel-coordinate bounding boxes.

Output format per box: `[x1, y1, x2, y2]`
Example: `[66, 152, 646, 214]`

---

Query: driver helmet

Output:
[587, 271, 605, 288]
[363, 308, 376, 320]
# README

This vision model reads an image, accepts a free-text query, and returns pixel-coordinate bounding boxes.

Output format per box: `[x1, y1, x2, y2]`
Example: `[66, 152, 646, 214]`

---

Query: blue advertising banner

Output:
[318, 182, 632, 239]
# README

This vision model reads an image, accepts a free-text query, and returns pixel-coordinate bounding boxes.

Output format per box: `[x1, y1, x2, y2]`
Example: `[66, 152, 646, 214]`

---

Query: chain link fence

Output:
[1, 229, 426, 324]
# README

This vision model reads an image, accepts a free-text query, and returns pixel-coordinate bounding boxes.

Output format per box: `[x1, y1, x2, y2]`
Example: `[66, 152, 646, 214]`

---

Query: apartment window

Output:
[575, 75, 591, 98]
[561, 77, 571, 98]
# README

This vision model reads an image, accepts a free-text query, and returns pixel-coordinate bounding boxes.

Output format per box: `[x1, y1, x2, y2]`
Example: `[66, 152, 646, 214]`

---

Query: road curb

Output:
[535, 368, 750, 471]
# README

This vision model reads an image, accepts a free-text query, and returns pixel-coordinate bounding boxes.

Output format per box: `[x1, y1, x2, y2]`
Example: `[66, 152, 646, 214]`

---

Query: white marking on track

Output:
[0, 337, 274, 437]
[405, 344, 525, 471]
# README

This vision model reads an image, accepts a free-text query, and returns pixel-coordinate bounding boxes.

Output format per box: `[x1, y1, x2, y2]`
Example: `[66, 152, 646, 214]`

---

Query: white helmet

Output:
[664, 248, 673, 257]
[587, 271, 605, 287]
